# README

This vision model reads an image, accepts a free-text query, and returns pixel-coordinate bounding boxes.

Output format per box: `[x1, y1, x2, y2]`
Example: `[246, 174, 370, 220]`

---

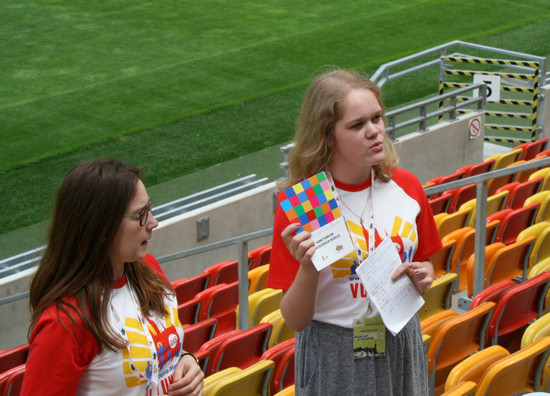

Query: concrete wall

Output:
[0, 110, 489, 349]
[395, 111, 486, 184]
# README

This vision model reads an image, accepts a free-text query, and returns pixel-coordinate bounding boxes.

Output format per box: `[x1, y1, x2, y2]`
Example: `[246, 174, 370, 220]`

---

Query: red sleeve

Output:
[143, 253, 168, 281]
[266, 204, 301, 290]
[21, 304, 98, 396]
[393, 169, 442, 262]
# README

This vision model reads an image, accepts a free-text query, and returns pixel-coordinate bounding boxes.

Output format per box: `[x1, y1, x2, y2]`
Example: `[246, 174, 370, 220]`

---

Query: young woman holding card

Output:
[267, 69, 442, 395]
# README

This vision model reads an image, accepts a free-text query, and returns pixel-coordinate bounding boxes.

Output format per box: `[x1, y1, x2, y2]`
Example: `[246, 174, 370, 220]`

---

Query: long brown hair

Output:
[29, 159, 173, 351]
[280, 68, 399, 189]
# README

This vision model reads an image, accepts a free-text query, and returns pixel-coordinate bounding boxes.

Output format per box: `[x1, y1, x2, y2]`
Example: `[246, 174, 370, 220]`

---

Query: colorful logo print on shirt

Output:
[122, 304, 182, 393]
[277, 172, 343, 234]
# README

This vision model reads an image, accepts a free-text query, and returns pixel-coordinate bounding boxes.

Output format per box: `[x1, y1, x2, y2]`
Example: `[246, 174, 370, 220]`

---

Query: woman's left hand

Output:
[391, 260, 434, 295]
[169, 354, 204, 395]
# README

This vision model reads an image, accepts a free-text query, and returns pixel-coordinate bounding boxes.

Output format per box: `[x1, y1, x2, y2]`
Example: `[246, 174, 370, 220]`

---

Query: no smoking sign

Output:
[469, 118, 481, 139]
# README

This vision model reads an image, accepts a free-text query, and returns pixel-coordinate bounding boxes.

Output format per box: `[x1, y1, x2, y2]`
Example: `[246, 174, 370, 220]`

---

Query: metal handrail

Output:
[371, 40, 547, 88]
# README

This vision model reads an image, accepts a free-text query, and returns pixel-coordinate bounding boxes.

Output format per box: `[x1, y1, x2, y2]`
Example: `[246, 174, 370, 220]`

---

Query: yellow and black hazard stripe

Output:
[442, 56, 539, 69]
[485, 136, 530, 144]
[444, 70, 535, 80]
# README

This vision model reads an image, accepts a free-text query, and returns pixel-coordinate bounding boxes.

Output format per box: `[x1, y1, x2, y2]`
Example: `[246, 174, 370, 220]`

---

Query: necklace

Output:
[338, 191, 369, 225]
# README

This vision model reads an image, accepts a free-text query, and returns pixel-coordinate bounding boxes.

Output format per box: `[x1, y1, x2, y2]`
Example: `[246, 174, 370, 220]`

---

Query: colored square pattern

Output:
[276, 172, 342, 234]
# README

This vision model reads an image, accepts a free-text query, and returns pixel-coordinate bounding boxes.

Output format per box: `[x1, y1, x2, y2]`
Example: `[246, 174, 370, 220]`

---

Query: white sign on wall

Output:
[474, 73, 501, 102]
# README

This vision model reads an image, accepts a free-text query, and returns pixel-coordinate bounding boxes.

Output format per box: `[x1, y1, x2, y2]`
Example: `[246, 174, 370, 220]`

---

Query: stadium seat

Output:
[199, 329, 242, 376]
[525, 190, 550, 223]
[466, 242, 506, 298]
[528, 258, 550, 279]
[528, 168, 550, 191]
[440, 380, 477, 396]
[444, 184, 476, 214]
[272, 345, 295, 394]
[209, 323, 272, 375]
[443, 345, 510, 394]
[535, 149, 550, 160]
[248, 264, 270, 295]
[517, 222, 550, 273]
[260, 309, 295, 349]
[502, 177, 543, 209]
[172, 272, 210, 305]
[0, 344, 28, 375]
[437, 207, 473, 238]
[457, 158, 495, 177]
[203, 260, 239, 288]
[483, 236, 535, 287]
[248, 245, 272, 270]
[418, 272, 458, 322]
[427, 170, 466, 188]
[421, 310, 459, 339]
[459, 191, 508, 227]
[515, 137, 549, 161]
[425, 301, 495, 396]
[239, 288, 282, 328]
[178, 297, 202, 325]
[491, 202, 539, 245]
[475, 337, 550, 395]
[442, 222, 500, 294]
[0, 364, 25, 396]
[203, 367, 242, 395]
[487, 272, 550, 352]
[521, 316, 550, 393]
[487, 149, 523, 170]
[182, 317, 218, 354]
[521, 312, 550, 349]
[431, 238, 456, 279]
[429, 195, 451, 216]
[207, 359, 274, 396]
[469, 280, 516, 310]
[197, 281, 239, 335]
[260, 338, 296, 395]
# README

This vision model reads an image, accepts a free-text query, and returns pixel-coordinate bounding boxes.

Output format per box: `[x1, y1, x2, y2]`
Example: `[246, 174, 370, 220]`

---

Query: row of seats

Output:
[418, 138, 550, 395]
[0, 345, 27, 395]
[430, 279, 550, 395]
[169, 244, 297, 395]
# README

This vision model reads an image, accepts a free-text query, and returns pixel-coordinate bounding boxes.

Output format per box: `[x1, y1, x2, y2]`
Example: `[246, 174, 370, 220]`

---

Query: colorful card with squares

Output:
[277, 172, 355, 271]
[276, 172, 342, 234]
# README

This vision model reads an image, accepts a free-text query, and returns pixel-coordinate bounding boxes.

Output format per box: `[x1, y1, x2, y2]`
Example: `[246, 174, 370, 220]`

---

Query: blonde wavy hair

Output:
[279, 69, 399, 189]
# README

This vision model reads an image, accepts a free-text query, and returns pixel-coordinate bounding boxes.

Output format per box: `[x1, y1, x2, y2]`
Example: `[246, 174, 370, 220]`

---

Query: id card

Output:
[353, 317, 386, 359]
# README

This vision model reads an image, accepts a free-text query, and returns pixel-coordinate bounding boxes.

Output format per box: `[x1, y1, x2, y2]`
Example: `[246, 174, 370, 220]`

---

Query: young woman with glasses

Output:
[22, 159, 204, 395]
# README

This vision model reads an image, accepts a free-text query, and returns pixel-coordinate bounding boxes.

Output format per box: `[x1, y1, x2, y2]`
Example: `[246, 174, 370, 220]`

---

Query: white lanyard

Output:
[327, 168, 376, 259]
[110, 279, 159, 390]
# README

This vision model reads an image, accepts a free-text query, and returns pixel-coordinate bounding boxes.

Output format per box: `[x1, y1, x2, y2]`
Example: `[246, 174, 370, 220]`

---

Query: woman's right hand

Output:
[281, 223, 317, 271]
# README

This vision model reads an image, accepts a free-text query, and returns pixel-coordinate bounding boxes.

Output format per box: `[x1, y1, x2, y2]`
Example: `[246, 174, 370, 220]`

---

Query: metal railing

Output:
[371, 40, 548, 144]
[371, 40, 547, 91]
[0, 175, 269, 279]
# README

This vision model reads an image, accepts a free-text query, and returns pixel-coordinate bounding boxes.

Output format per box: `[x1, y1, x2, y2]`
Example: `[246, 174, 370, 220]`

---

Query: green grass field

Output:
[1, 0, 550, 258]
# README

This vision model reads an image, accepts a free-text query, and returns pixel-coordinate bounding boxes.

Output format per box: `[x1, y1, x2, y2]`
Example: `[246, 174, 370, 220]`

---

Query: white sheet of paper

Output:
[356, 237, 424, 335]
[310, 217, 355, 271]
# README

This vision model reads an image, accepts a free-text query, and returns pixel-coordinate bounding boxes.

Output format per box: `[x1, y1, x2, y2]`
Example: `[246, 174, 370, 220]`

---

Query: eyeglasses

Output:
[123, 198, 153, 226]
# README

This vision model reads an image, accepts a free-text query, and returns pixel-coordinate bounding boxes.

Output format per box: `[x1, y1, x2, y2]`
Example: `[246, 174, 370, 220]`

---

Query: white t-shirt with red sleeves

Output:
[22, 275, 183, 396]
[267, 168, 442, 328]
